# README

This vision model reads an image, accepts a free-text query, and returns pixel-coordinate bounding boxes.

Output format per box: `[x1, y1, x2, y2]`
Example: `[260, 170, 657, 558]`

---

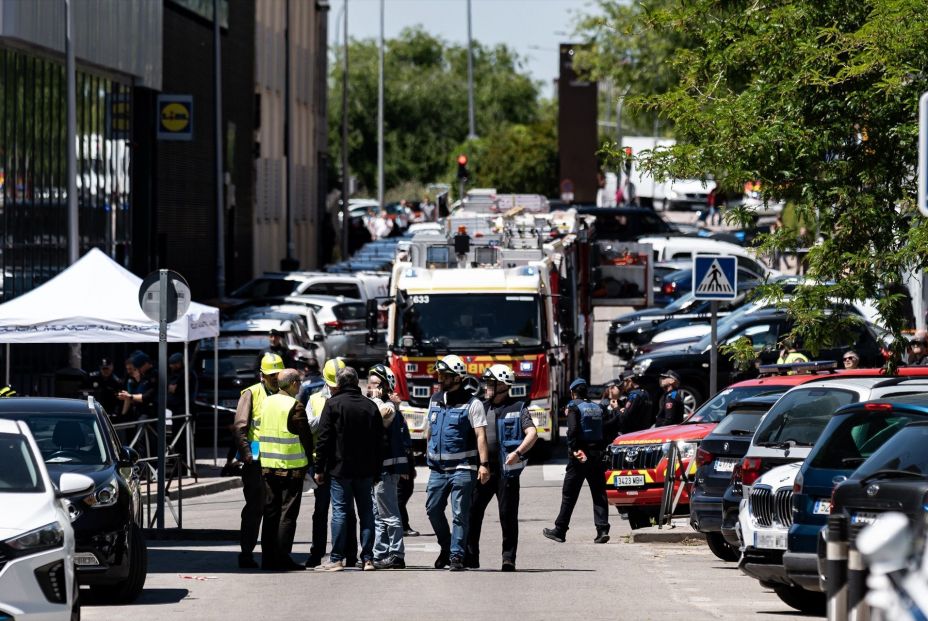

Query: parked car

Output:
[284, 295, 386, 368]
[229, 271, 388, 305]
[690, 394, 783, 561]
[227, 307, 325, 361]
[0, 418, 95, 620]
[0, 397, 147, 603]
[786, 394, 928, 593]
[574, 206, 678, 241]
[637, 235, 776, 278]
[654, 265, 765, 306]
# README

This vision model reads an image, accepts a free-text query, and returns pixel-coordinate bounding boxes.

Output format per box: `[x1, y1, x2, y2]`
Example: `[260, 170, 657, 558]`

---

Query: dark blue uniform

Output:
[655, 389, 685, 427]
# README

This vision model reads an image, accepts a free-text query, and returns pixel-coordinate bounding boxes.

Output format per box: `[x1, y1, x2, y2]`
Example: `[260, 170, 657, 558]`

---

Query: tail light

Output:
[793, 470, 804, 494]
[864, 402, 893, 411]
[324, 320, 345, 333]
[741, 457, 763, 486]
[661, 282, 677, 296]
[731, 463, 743, 494]
[695, 447, 714, 468]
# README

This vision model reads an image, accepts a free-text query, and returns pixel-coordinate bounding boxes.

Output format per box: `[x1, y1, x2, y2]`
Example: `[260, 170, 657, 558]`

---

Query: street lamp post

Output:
[466, 0, 476, 139]
[377, 0, 384, 210]
[65, 0, 80, 370]
[340, 0, 350, 260]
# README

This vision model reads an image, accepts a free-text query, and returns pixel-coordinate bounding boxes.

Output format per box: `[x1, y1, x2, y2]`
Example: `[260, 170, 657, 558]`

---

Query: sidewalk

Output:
[627, 518, 706, 544]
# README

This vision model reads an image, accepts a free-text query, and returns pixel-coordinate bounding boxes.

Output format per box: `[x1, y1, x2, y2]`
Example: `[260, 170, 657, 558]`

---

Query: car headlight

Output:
[4, 522, 64, 554]
[676, 441, 698, 460]
[668, 189, 680, 199]
[632, 358, 652, 374]
[83, 476, 119, 508]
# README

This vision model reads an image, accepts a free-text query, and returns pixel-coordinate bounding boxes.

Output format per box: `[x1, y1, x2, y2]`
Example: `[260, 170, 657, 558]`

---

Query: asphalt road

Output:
[82, 460, 808, 621]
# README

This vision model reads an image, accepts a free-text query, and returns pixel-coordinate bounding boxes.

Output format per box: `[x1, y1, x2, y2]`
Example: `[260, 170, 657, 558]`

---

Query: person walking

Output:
[259, 369, 313, 571]
[314, 367, 384, 572]
[305, 357, 352, 568]
[424, 355, 491, 571]
[368, 365, 410, 570]
[655, 370, 685, 427]
[543, 378, 610, 544]
[232, 353, 285, 569]
[465, 364, 537, 571]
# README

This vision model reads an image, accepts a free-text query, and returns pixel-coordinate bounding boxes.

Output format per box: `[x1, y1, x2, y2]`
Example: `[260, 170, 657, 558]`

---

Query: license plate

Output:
[714, 458, 736, 473]
[813, 500, 832, 515]
[615, 475, 645, 488]
[754, 531, 787, 550]
[851, 511, 879, 525]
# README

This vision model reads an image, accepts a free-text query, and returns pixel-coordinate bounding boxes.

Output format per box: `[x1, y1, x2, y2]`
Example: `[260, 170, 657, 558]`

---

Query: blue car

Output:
[654, 264, 769, 306]
[784, 393, 928, 592]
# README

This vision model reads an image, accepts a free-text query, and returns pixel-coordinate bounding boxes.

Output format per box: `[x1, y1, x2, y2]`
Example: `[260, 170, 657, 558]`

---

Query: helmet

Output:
[462, 375, 481, 396]
[569, 377, 587, 392]
[368, 363, 396, 392]
[482, 364, 515, 386]
[435, 354, 467, 377]
[322, 358, 347, 387]
[260, 353, 285, 375]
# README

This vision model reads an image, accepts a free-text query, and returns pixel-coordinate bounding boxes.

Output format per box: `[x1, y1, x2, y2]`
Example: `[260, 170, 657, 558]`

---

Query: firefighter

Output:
[655, 370, 685, 427]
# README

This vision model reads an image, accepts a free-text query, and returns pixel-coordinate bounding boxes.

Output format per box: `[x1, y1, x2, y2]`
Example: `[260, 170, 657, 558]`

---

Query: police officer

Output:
[425, 354, 491, 571]
[259, 369, 313, 571]
[466, 364, 537, 572]
[89, 358, 122, 416]
[543, 378, 610, 544]
[233, 353, 284, 569]
[655, 370, 685, 427]
[619, 371, 653, 434]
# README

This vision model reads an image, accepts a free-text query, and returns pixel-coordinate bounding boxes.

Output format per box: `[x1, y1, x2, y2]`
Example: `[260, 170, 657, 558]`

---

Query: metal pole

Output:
[157, 270, 168, 530]
[213, 343, 219, 466]
[184, 341, 194, 477]
[847, 524, 871, 621]
[213, 0, 226, 297]
[466, 0, 476, 139]
[376, 0, 384, 210]
[826, 514, 849, 621]
[709, 301, 719, 398]
[4, 343, 9, 386]
[283, 0, 295, 268]
[65, 0, 81, 371]
[340, 0, 350, 260]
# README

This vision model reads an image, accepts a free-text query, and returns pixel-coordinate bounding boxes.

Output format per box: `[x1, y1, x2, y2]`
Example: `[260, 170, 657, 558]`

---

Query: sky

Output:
[328, 0, 601, 97]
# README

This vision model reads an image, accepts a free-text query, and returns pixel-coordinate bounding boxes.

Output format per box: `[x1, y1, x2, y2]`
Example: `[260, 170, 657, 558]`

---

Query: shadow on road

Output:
[82, 587, 189, 606]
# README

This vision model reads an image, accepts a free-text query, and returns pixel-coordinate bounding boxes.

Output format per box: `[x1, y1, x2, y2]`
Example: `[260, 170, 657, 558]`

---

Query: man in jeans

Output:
[313, 367, 384, 571]
[425, 355, 491, 571]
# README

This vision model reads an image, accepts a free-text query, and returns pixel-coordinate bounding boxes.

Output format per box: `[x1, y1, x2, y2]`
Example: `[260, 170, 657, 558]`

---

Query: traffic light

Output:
[457, 154, 469, 180]
[623, 146, 633, 175]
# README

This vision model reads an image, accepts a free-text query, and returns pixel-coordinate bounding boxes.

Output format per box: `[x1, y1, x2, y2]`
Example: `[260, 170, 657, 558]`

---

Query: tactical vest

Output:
[242, 383, 269, 443]
[493, 400, 528, 478]
[427, 396, 478, 471]
[258, 393, 308, 470]
[382, 409, 411, 475]
[577, 400, 604, 443]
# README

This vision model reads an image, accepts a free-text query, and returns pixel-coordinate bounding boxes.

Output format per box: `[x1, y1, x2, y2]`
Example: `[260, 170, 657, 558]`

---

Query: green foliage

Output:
[580, 0, 928, 366]
[329, 27, 546, 197]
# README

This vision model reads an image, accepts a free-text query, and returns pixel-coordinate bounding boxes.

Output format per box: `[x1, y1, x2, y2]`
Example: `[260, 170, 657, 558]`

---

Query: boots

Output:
[593, 527, 610, 544]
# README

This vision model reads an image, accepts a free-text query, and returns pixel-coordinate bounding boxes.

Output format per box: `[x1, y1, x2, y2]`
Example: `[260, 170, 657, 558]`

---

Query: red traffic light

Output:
[623, 147, 632, 157]
[457, 154, 468, 166]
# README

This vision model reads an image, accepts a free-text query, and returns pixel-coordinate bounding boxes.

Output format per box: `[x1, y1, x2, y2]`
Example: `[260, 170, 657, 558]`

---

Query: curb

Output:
[142, 476, 242, 504]
[629, 529, 706, 544]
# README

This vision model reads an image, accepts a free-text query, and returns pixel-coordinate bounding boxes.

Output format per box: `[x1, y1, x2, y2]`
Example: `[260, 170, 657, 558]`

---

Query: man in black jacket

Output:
[313, 367, 384, 571]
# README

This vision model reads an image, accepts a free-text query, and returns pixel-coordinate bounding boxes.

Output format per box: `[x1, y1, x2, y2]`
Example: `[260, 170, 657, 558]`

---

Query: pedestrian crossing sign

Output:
[692, 255, 737, 300]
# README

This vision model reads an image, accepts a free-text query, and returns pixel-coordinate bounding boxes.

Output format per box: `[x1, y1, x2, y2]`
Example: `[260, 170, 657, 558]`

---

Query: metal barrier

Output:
[658, 441, 693, 528]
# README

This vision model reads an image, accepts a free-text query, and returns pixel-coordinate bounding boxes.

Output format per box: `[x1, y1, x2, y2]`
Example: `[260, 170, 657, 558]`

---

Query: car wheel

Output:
[626, 508, 653, 530]
[705, 531, 740, 562]
[678, 384, 703, 416]
[90, 524, 147, 604]
[771, 584, 825, 615]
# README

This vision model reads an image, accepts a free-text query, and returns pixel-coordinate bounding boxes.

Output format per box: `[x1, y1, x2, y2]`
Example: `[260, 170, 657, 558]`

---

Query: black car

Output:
[575, 206, 677, 241]
[629, 307, 884, 408]
[820, 421, 928, 586]
[0, 397, 146, 603]
[690, 394, 783, 561]
[654, 264, 767, 306]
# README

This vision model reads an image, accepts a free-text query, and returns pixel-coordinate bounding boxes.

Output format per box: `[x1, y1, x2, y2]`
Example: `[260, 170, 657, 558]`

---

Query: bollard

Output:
[826, 513, 849, 621]
[847, 524, 870, 621]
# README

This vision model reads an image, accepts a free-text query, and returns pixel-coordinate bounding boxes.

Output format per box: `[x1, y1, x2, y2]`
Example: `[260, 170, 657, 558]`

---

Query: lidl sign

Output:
[157, 95, 193, 141]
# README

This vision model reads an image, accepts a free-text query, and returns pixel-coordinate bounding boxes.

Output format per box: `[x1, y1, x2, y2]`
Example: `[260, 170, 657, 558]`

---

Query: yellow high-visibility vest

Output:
[242, 383, 270, 443]
[258, 393, 308, 470]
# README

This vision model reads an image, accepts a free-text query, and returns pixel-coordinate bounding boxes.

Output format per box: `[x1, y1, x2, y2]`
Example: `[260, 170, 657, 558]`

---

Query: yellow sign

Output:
[157, 95, 193, 141]
[161, 103, 190, 132]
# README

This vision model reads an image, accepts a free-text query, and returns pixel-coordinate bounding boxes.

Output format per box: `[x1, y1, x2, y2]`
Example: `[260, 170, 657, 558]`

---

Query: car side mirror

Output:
[119, 446, 139, 467]
[56, 472, 95, 497]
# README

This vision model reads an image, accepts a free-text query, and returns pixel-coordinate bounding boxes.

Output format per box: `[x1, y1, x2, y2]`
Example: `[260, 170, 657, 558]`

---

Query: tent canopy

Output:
[0, 248, 219, 343]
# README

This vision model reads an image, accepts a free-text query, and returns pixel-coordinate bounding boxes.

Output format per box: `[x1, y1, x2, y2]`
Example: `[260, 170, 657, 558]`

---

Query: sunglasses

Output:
[843, 357, 858, 362]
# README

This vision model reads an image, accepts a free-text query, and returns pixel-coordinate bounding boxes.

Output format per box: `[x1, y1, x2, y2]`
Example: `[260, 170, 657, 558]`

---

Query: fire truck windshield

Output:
[396, 293, 543, 351]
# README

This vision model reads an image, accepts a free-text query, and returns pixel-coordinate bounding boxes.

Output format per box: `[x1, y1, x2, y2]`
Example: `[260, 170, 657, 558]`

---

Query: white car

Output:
[0, 419, 94, 621]
[638, 236, 778, 278]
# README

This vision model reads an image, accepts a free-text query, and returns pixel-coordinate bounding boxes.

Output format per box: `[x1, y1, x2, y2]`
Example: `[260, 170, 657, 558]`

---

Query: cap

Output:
[100, 358, 113, 368]
[569, 377, 587, 392]
[260, 353, 285, 375]
[269, 328, 283, 337]
[620, 370, 640, 382]
[660, 370, 681, 383]
[168, 353, 184, 365]
[322, 358, 347, 387]
[130, 352, 151, 368]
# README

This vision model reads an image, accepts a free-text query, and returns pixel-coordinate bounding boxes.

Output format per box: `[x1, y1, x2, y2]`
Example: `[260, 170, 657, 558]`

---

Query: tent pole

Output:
[214, 344, 218, 467]
[184, 342, 193, 477]
[4, 344, 9, 387]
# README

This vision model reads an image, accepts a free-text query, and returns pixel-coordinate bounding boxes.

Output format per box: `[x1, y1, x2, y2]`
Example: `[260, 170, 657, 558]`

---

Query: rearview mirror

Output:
[56, 472, 95, 497]
[118, 446, 139, 467]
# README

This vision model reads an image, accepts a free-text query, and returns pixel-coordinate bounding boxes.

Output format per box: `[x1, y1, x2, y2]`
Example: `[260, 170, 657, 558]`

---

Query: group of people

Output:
[88, 350, 194, 422]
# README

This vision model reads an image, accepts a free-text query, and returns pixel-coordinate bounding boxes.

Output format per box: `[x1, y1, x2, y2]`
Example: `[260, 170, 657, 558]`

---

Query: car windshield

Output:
[0, 433, 44, 493]
[694, 302, 769, 349]
[685, 385, 782, 423]
[711, 408, 769, 436]
[230, 278, 300, 299]
[664, 292, 698, 313]
[852, 424, 928, 480]
[396, 293, 542, 350]
[812, 410, 925, 469]
[16, 413, 109, 466]
[199, 351, 262, 378]
[753, 387, 858, 447]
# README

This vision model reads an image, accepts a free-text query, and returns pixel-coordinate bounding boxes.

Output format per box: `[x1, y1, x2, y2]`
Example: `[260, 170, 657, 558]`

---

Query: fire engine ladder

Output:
[657, 441, 695, 528]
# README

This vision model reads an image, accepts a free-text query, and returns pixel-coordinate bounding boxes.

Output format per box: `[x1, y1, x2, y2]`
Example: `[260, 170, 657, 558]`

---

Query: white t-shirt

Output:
[428, 393, 487, 471]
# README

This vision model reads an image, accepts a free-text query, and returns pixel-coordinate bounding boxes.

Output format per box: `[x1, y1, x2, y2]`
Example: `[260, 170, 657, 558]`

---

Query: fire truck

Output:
[383, 205, 593, 448]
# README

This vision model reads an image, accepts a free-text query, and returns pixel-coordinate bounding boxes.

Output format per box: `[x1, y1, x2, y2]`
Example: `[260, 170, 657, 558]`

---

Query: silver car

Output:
[284, 294, 386, 367]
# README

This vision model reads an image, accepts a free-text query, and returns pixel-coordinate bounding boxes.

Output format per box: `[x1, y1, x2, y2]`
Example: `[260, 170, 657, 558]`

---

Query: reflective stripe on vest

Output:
[258, 393, 308, 469]
[426, 399, 478, 470]
[243, 383, 269, 443]
[382, 456, 410, 467]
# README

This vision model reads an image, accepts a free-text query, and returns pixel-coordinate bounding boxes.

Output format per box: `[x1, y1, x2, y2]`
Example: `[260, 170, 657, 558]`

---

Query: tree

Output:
[578, 0, 928, 367]
[329, 27, 542, 197]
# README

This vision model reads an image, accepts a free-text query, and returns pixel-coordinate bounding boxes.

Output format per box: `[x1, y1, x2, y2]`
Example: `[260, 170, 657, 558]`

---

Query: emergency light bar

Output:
[757, 360, 839, 376]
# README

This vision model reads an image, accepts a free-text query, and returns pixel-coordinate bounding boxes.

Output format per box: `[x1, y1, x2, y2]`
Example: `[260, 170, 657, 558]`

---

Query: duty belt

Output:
[262, 467, 308, 479]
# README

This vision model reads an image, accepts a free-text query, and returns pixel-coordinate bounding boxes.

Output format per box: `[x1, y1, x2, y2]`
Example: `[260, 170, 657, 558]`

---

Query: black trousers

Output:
[466, 472, 521, 564]
[309, 478, 357, 562]
[398, 474, 414, 531]
[554, 457, 610, 533]
[261, 472, 304, 567]
[240, 461, 264, 555]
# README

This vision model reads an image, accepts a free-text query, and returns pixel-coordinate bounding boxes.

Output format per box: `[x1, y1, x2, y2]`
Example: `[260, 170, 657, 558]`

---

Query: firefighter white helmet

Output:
[435, 354, 467, 377]
[482, 363, 515, 386]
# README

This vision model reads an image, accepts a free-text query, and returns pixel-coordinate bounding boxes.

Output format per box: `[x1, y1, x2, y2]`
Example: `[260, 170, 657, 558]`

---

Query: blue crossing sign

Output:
[692, 255, 737, 300]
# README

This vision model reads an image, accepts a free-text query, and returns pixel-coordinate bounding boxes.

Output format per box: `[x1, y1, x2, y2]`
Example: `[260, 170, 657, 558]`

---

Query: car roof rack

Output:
[870, 376, 928, 389]
[757, 360, 838, 376]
